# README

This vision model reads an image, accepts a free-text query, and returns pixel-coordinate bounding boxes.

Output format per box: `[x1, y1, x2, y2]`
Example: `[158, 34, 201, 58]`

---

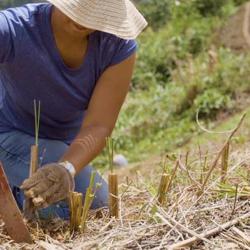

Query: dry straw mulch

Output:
[0, 142, 249, 250]
[0, 115, 250, 249]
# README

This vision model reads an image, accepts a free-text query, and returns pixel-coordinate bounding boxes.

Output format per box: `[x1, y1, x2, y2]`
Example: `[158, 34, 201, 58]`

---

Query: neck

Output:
[51, 7, 88, 45]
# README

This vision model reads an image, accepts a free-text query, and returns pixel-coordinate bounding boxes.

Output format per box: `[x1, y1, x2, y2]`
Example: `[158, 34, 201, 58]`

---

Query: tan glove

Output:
[20, 163, 75, 208]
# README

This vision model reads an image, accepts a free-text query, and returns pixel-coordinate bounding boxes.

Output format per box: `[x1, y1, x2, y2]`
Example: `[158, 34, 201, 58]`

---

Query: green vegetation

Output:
[110, 0, 250, 164]
[0, 0, 39, 9]
[1, 0, 250, 166]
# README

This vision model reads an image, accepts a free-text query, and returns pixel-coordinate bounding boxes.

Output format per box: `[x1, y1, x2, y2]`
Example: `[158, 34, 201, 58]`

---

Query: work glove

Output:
[20, 163, 75, 209]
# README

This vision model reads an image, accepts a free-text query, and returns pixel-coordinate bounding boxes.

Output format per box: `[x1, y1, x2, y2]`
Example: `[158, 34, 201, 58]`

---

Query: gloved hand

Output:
[20, 163, 75, 209]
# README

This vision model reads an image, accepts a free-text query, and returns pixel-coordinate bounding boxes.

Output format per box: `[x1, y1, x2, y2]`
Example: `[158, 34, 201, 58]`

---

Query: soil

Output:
[219, 2, 250, 52]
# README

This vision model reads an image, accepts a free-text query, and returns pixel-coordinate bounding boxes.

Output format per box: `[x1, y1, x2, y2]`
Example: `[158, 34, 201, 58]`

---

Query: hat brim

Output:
[47, 0, 148, 39]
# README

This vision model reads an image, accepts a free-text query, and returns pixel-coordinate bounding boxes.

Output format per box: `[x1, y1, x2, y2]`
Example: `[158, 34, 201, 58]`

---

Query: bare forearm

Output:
[60, 125, 111, 174]
[60, 54, 136, 172]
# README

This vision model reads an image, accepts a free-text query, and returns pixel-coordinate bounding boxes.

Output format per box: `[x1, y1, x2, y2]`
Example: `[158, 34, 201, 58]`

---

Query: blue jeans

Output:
[0, 130, 108, 219]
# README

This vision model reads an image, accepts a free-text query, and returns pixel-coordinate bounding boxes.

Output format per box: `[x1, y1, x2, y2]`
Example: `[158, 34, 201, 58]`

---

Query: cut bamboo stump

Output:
[108, 173, 119, 218]
[24, 145, 39, 220]
[29, 145, 39, 176]
[69, 192, 83, 232]
[221, 142, 230, 184]
[157, 174, 170, 205]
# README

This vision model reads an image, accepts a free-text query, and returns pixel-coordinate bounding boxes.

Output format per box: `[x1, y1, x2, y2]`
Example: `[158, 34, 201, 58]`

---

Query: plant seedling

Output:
[80, 171, 101, 233]
[69, 171, 101, 233]
[31, 99, 40, 174]
[24, 100, 41, 220]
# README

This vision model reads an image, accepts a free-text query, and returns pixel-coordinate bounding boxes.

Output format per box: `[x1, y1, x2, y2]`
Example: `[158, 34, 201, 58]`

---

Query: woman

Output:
[0, 0, 147, 219]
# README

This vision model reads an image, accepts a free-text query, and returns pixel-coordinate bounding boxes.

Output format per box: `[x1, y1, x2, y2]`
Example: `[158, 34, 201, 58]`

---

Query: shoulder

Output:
[93, 31, 137, 68]
[95, 31, 137, 49]
[0, 3, 49, 25]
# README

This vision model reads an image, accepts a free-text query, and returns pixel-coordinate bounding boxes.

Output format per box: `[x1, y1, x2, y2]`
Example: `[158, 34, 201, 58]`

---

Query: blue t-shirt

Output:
[0, 3, 137, 143]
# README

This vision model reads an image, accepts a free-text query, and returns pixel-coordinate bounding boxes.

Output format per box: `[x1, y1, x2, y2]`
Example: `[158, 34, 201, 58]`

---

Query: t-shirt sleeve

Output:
[0, 12, 14, 63]
[109, 38, 137, 66]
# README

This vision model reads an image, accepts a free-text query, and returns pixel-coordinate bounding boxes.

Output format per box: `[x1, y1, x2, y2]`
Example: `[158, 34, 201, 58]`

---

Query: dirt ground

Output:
[219, 2, 250, 52]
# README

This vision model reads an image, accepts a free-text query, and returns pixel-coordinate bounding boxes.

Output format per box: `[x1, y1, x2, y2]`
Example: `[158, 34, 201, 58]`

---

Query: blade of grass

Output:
[34, 100, 41, 146]
[106, 137, 114, 173]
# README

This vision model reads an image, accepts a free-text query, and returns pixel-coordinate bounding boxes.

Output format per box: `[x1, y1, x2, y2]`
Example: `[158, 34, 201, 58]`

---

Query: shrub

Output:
[0, 0, 40, 9]
[138, 0, 173, 30]
[233, 0, 249, 6]
[193, 89, 232, 118]
[193, 0, 227, 16]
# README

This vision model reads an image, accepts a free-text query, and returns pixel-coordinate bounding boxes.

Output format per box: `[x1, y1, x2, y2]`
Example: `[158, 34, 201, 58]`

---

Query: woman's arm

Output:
[60, 53, 136, 174]
[21, 53, 136, 208]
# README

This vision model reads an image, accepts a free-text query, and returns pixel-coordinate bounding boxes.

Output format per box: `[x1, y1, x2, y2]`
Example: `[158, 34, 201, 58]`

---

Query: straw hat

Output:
[47, 0, 148, 39]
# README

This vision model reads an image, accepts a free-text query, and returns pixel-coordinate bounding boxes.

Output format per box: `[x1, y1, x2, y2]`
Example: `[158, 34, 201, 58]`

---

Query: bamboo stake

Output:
[69, 192, 75, 232]
[109, 173, 119, 218]
[29, 145, 39, 176]
[157, 173, 170, 205]
[168, 211, 250, 249]
[69, 192, 83, 232]
[106, 137, 119, 218]
[75, 193, 83, 231]
[198, 113, 246, 196]
[168, 160, 179, 190]
[221, 142, 230, 184]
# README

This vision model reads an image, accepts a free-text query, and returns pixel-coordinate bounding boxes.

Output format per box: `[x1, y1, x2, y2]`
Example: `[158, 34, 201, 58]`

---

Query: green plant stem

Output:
[80, 171, 97, 233]
[106, 137, 114, 173]
[34, 100, 41, 146]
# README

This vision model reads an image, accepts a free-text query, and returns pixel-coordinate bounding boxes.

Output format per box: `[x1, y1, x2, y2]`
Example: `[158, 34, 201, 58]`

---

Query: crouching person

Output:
[0, 0, 147, 219]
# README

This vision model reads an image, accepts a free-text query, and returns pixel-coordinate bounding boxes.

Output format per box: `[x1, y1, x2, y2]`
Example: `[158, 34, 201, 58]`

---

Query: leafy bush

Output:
[233, 0, 249, 6]
[192, 0, 227, 16]
[138, 0, 172, 30]
[133, 1, 218, 90]
[193, 89, 231, 118]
